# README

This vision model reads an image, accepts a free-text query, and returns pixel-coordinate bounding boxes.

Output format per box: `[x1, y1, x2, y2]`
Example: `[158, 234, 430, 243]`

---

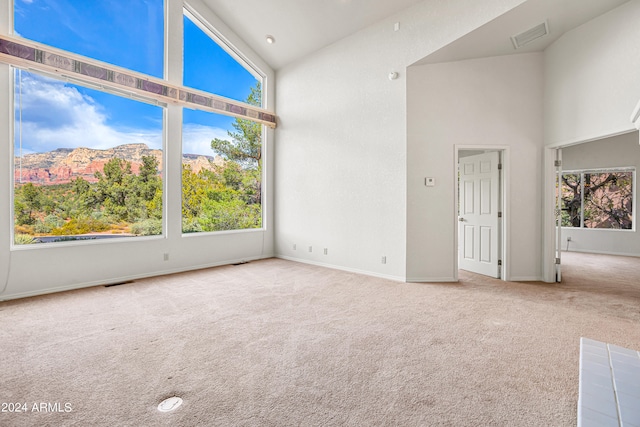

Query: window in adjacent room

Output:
[560, 169, 634, 229]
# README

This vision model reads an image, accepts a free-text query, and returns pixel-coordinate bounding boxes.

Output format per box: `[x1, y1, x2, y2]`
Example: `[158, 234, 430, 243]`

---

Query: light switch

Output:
[425, 177, 435, 187]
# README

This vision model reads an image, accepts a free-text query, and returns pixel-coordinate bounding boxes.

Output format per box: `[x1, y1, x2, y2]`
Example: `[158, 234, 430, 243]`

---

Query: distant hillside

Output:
[14, 144, 223, 185]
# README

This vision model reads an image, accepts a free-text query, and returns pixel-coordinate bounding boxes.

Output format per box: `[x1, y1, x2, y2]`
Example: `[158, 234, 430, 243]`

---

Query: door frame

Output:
[454, 145, 510, 281]
[543, 146, 565, 283]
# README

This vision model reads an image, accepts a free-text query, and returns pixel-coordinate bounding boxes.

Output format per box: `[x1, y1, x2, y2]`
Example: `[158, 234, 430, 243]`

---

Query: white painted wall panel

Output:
[407, 53, 544, 281]
[544, 0, 640, 146]
[274, 0, 525, 281]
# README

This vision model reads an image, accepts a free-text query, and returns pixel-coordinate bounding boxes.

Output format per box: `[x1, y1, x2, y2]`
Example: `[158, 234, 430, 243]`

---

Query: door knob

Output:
[459, 217, 465, 222]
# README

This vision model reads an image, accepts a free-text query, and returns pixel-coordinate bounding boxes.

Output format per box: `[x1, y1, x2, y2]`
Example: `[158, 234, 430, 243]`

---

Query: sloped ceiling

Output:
[201, 0, 425, 70]
[203, 0, 629, 71]
[416, 0, 629, 65]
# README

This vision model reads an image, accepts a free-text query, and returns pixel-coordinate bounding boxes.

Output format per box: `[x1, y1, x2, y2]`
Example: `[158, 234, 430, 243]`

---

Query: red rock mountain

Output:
[14, 144, 222, 185]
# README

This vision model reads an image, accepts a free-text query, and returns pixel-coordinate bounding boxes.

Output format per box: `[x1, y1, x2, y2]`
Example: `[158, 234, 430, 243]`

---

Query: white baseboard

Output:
[509, 276, 544, 281]
[406, 277, 457, 283]
[562, 249, 640, 258]
[276, 255, 406, 282]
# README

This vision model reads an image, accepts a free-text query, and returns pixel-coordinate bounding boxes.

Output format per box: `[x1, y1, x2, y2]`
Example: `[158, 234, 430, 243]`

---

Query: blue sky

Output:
[13, 0, 259, 156]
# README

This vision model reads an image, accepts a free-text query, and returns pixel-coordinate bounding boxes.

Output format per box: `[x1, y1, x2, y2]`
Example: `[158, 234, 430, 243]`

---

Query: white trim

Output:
[545, 128, 636, 149]
[631, 99, 640, 129]
[509, 276, 543, 281]
[276, 255, 405, 283]
[562, 249, 640, 257]
[559, 168, 635, 231]
[406, 277, 457, 283]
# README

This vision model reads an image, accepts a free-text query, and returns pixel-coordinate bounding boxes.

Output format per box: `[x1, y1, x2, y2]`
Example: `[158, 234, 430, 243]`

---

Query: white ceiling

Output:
[201, 0, 425, 70]
[417, 0, 630, 65]
[202, 0, 630, 71]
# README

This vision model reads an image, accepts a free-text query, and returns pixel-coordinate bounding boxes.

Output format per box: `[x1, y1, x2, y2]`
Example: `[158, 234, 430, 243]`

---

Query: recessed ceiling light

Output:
[266, 35, 276, 44]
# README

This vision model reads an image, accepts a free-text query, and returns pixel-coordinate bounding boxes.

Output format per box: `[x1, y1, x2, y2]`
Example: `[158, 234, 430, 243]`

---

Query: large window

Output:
[181, 11, 263, 234]
[13, 69, 164, 244]
[6, 1, 271, 246]
[12, 0, 165, 245]
[560, 170, 634, 229]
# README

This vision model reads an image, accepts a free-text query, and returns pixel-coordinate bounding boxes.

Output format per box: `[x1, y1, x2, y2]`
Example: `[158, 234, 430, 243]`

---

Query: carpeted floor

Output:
[0, 253, 638, 426]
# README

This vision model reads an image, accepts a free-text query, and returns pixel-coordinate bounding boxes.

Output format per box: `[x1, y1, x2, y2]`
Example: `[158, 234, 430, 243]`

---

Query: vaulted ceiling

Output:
[202, 0, 630, 70]
[201, 0, 425, 70]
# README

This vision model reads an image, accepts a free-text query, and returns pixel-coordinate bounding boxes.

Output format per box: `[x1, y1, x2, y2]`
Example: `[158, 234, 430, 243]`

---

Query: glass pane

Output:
[182, 85, 263, 234]
[583, 172, 633, 229]
[183, 13, 259, 103]
[561, 173, 581, 227]
[14, 69, 164, 245]
[14, 0, 164, 78]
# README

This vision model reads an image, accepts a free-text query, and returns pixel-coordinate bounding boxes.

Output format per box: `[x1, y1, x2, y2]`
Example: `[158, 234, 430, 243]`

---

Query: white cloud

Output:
[15, 72, 230, 157]
[15, 72, 162, 153]
[182, 122, 229, 156]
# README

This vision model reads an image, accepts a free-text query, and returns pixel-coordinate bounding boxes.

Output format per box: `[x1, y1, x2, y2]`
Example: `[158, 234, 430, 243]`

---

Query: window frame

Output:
[2, 0, 274, 249]
[560, 167, 636, 231]
[181, 5, 266, 236]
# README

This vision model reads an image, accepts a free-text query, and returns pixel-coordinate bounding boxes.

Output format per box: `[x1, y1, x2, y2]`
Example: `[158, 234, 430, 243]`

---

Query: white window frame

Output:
[560, 167, 635, 231]
[2, 0, 274, 249]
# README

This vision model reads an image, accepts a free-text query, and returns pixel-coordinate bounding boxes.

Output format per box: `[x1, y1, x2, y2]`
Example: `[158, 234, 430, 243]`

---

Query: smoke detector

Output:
[511, 21, 549, 49]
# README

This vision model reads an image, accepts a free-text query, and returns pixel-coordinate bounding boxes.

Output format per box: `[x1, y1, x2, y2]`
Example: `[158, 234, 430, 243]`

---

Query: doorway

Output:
[456, 148, 507, 280]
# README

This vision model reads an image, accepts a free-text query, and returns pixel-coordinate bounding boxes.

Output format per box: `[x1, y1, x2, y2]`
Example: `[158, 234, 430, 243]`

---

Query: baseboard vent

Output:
[511, 21, 549, 49]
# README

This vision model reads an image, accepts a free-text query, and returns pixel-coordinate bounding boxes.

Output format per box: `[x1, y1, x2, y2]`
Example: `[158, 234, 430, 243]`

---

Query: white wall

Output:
[544, 0, 640, 147]
[541, 0, 640, 276]
[561, 131, 640, 256]
[274, 0, 525, 281]
[0, 0, 276, 300]
[406, 53, 544, 281]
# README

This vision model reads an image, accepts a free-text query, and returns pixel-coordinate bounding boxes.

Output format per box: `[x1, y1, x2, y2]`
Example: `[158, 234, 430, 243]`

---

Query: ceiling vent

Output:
[511, 21, 549, 49]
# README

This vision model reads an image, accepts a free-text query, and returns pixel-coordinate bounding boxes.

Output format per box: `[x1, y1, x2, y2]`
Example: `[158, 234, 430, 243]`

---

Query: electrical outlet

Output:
[293, 244, 297, 250]
[381, 256, 387, 264]
[324, 248, 328, 255]
[308, 246, 313, 253]
[163, 253, 169, 261]
[567, 237, 572, 242]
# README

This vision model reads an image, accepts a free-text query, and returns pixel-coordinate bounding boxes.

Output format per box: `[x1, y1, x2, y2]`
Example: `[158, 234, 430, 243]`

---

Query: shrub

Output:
[182, 218, 202, 233]
[33, 220, 52, 234]
[51, 217, 110, 235]
[130, 219, 162, 236]
[14, 234, 37, 245]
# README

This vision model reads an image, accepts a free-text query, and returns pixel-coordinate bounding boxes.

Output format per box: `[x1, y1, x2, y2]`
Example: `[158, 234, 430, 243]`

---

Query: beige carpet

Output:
[0, 254, 639, 426]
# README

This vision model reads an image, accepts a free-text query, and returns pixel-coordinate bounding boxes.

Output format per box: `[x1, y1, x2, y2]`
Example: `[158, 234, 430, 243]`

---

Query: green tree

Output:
[95, 158, 138, 222]
[182, 164, 208, 220]
[139, 155, 162, 201]
[210, 81, 263, 206]
[211, 82, 262, 169]
[15, 183, 43, 225]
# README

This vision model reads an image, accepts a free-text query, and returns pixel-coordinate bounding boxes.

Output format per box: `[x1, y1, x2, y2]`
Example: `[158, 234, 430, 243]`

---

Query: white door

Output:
[458, 151, 500, 278]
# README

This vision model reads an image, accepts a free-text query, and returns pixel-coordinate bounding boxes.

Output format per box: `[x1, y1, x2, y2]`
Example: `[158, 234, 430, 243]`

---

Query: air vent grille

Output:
[511, 21, 549, 49]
